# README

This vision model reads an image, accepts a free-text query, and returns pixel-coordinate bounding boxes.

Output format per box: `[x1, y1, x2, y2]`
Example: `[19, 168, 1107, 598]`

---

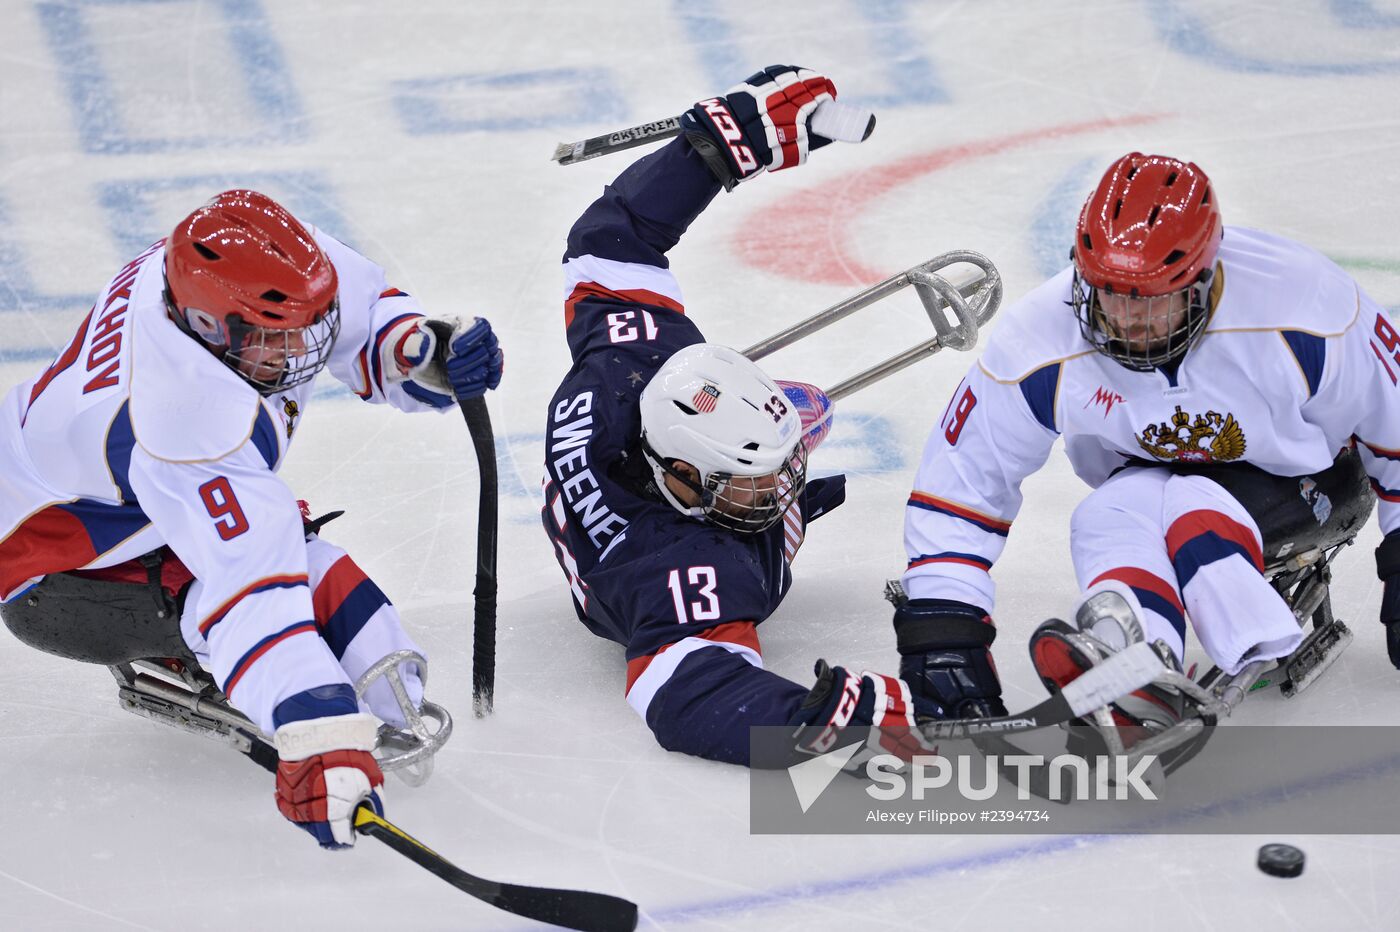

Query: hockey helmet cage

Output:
[1071, 153, 1223, 369]
[639, 343, 806, 534]
[164, 189, 340, 393]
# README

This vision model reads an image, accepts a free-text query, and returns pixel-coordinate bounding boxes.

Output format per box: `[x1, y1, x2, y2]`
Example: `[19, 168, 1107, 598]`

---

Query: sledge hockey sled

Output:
[1, 565, 452, 786]
[110, 648, 452, 786]
[1064, 448, 1376, 774]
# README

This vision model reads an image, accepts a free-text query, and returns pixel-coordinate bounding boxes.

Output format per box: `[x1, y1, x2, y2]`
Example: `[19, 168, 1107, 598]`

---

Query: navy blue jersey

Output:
[542, 137, 846, 764]
[544, 297, 846, 660]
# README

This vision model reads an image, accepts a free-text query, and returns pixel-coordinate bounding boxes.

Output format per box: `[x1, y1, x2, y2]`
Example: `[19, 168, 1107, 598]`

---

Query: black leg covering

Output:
[0, 572, 193, 666]
[1172, 447, 1375, 565]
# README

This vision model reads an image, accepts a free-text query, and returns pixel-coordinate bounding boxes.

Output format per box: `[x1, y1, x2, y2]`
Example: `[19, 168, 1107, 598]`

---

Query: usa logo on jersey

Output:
[692, 384, 720, 413]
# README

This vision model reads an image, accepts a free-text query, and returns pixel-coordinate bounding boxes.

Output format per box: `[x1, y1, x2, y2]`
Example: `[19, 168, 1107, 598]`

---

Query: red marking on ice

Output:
[740, 113, 1168, 285]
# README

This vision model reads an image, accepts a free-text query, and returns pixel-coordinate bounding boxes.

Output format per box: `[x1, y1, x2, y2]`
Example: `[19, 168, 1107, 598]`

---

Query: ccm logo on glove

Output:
[694, 98, 758, 175]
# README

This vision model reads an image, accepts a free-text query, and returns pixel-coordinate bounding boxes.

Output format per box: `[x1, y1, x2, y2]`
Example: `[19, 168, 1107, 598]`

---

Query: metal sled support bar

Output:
[127, 669, 256, 731]
[741, 252, 1002, 401]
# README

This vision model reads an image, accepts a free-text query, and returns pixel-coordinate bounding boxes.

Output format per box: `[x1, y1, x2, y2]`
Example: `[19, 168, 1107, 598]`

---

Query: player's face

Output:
[235, 326, 308, 384]
[1095, 289, 1191, 354]
[663, 459, 798, 532]
[711, 471, 782, 519]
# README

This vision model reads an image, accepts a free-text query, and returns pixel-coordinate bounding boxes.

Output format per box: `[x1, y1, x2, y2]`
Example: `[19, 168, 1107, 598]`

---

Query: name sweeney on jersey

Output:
[549, 391, 627, 550]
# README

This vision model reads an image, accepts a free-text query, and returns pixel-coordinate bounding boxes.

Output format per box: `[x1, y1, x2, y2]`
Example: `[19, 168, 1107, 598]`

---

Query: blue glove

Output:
[443, 317, 504, 401]
[893, 598, 1007, 718]
[680, 65, 837, 190]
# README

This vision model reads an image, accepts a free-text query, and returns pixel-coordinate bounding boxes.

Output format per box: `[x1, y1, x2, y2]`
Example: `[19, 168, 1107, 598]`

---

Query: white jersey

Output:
[903, 227, 1400, 611]
[0, 232, 440, 730]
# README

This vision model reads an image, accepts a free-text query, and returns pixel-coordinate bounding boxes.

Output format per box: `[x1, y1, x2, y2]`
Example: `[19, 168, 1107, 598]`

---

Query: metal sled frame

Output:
[109, 649, 452, 784]
[742, 251, 1002, 401]
[1091, 538, 1356, 771]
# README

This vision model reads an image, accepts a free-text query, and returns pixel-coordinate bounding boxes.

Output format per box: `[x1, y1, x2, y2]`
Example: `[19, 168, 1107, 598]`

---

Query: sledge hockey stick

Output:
[461, 396, 498, 718]
[551, 99, 876, 165]
[917, 641, 1166, 741]
[241, 734, 638, 931]
[743, 252, 1003, 400]
[426, 320, 498, 718]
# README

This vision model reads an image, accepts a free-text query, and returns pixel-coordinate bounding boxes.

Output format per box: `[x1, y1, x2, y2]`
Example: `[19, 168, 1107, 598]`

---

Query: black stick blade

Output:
[356, 808, 638, 931]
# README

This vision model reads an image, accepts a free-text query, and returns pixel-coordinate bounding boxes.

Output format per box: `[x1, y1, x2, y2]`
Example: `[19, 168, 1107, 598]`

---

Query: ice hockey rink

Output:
[3, 1, 1399, 928]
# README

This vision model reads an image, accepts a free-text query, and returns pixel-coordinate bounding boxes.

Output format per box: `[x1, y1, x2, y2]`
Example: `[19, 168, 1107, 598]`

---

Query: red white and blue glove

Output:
[273, 713, 384, 849]
[789, 661, 940, 770]
[381, 316, 504, 408]
[775, 380, 834, 454]
[681, 65, 838, 190]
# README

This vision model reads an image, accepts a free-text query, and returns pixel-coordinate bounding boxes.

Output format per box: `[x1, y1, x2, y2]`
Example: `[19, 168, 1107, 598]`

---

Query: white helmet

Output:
[639, 343, 807, 534]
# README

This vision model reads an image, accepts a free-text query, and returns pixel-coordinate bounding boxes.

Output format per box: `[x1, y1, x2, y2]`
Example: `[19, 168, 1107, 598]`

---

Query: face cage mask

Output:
[642, 435, 808, 535]
[223, 304, 341, 394]
[1070, 269, 1212, 371]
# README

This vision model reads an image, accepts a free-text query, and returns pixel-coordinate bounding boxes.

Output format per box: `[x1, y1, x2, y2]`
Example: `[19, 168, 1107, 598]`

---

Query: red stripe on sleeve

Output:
[564, 282, 685, 329]
[908, 492, 1013, 532]
[223, 621, 318, 696]
[624, 620, 761, 694]
[199, 574, 310, 637]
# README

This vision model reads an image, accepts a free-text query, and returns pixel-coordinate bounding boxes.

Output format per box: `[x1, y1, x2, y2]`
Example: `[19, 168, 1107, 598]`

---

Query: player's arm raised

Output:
[561, 65, 866, 336]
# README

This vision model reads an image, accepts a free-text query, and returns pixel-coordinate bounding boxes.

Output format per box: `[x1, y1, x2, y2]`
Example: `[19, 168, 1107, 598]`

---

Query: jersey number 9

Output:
[199, 476, 250, 541]
[941, 385, 977, 445]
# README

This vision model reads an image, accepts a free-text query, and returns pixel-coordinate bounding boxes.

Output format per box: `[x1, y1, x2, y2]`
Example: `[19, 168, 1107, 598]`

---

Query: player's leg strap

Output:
[1172, 447, 1374, 568]
[0, 559, 194, 665]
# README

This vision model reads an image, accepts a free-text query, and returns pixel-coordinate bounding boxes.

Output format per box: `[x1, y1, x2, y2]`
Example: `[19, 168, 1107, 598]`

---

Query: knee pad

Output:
[0, 572, 192, 665]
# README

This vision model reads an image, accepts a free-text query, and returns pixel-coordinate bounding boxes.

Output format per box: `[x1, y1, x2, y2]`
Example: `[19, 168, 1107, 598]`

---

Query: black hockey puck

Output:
[1257, 843, 1305, 878]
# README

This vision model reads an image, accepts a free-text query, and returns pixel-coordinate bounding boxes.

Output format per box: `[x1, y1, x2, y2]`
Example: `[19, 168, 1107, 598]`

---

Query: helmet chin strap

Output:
[639, 434, 710, 519]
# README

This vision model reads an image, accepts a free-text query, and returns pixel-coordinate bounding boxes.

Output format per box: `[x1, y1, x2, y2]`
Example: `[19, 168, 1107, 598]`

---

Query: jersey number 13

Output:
[667, 566, 719, 624]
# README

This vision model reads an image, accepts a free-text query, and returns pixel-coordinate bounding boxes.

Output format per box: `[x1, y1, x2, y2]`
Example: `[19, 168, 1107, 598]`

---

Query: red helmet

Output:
[164, 190, 340, 393]
[1071, 153, 1223, 369]
[1073, 153, 1221, 296]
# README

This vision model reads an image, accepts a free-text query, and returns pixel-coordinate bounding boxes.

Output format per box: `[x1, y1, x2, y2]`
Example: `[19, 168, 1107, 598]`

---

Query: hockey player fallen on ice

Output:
[898, 151, 1396, 745]
[0, 190, 503, 848]
[543, 65, 956, 768]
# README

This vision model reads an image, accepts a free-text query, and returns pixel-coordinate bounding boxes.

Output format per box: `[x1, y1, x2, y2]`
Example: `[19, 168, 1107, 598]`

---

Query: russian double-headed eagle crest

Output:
[1136, 405, 1246, 463]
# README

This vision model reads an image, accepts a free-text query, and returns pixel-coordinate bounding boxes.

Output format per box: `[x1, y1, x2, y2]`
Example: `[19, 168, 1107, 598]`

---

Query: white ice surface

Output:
[2, 1, 1400, 929]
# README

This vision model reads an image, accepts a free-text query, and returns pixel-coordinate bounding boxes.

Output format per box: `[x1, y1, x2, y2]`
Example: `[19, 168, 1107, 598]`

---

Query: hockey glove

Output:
[445, 317, 504, 399]
[1376, 532, 1400, 669]
[378, 315, 454, 408]
[789, 661, 939, 770]
[380, 316, 504, 407]
[775, 380, 834, 454]
[273, 712, 385, 849]
[680, 65, 837, 190]
[894, 598, 1008, 718]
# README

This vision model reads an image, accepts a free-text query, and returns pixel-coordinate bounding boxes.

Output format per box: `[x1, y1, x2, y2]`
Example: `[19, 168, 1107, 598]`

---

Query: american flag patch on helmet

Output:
[692, 384, 721, 413]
